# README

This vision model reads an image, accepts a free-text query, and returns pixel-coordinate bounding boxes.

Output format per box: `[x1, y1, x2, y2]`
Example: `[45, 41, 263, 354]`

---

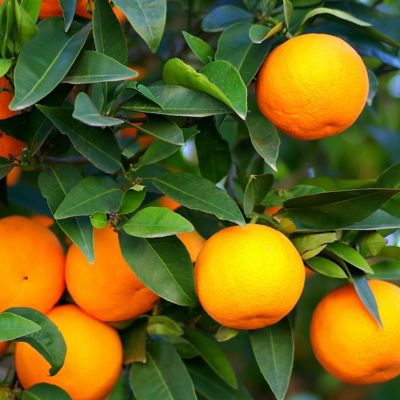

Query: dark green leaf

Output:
[250, 318, 294, 400]
[185, 328, 237, 389]
[37, 105, 122, 174]
[202, 5, 252, 32]
[291, 232, 338, 260]
[285, 189, 400, 229]
[73, 92, 124, 127]
[38, 165, 94, 263]
[243, 174, 273, 217]
[129, 340, 197, 400]
[367, 69, 379, 106]
[21, 383, 71, 400]
[108, 377, 133, 400]
[301, 7, 371, 28]
[122, 319, 148, 364]
[183, 31, 214, 64]
[136, 116, 184, 145]
[123, 84, 230, 117]
[370, 260, 400, 281]
[59, 0, 76, 31]
[0, 312, 41, 341]
[306, 257, 347, 279]
[10, 19, 90, 110]
[342, 210, 400, 231]
[153, 172, 245, 226]
[0, 157, 13, 179]
[54, 176, 123, 219]
[119, 188, 146, 215]
[136, 140, 180, 168]
[113, 0, 166, 52]
[9, 307, 66, 375]
[358, 231, 386, 257]
[119, 232, 197, 306]
[283, 0, 293, 30]
[249, 23, 284, 44]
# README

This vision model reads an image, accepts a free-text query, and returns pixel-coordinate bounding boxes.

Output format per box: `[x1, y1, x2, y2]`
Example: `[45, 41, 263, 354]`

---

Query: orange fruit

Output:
[0, 216, 65, 313]
[0, 342, 7, 356]
[66, 225, 159, 322]
[264, 205, 283, 216]
[0, 77, 15, 120]
[257, 33, 369, 140]
[177, 231, 205, 262]
[195, 224, 305, 329]
[31, 214, 54, 229]
[158, 195, 180, 211]
[0, 131, 24, 186]
[75, 0, 126, 23]
[310, 280, 400, 384]
[15, 304, 122, 400]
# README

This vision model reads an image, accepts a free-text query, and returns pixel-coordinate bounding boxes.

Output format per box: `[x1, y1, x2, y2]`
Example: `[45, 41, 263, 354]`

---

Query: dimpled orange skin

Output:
[0, 131, 25, 186]
[256, 34, 369, 140]
[195, 224, 305, 329]
[15, 305, 123, 400]
[177, 231, 206, 262]
[75, 0, 126, 23]
[310, 280, 400, 384]
[0, 77, 15, 120]
[66, 225, 159, 322]
[0, 216, 65, 313]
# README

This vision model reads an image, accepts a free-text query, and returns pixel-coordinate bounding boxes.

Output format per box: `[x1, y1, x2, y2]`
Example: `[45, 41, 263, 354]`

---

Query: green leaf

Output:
[283, 0, 293, 30]
[185, 328, 237, 389]
[64, 50, 136, 84]
[300, 7, 371, 28]
[350, 275, 382, 328]
[214, 327, 239, 343]
[59, 0, 76, 31]
[20, 0, 41, 22]
[182, 31, 214, 64]
[0, 58, 12, 77]
[135, 116, 184, 145]
[10, 19, 90, 110]
[246, 111, 280, 171]
[285, 188, 400, 229]
[202, 5, 252, 32]
[9, 307, 66, 376]
[153, 172, 245, 226]
[113, 0, 166, 52]
[342, 210, 400, 231]
[326, 242, 374, 274]
[367, 69, 379, 106]
[37, 105, 122, 174]
[377, 162, 400, 188]
[119, 188, 146, 215]
[136, 140, 180, 169]
[250, 318, 294, 400]
[0, 312, 41, 341]
[38, 165, 94, 263]
[93, 0, 128, 65]
[215, 22, 272, 85]
[291, 232, 338, 260]
[163, 58, 246, 120]
[123, 207, 194, 238]
[130, 340, 197, 400]
[123, 84, 230, 117]
[196, 119, 231, 183]
[119, 233, 197, 306]
[306, 257, 347, 279]
[147, 316, 184, 337]
[15, 2, 38, 45]
[108, 377, 133, 400]
[73, 92, 124, 127]
[122, 319, 148, 364]
[54, 176, 123, 219]
[0, 157, 13, 179]
[370, 260, 400, 281]
[358, 231, 386, 257]
[249, 23, 284, 44]
[21, 383, 71, 400]
[243, 174, 273, 217]
[90, 212, 108, 229]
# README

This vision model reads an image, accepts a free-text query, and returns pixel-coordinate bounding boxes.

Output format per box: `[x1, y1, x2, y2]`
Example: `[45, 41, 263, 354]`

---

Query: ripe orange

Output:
[158, 195, 180, 211]
[15, 305, 122, 400]
[0, 342, 7, 356]
[310, 280, 400, 384]
[177, 231, 205, 262]
[264, 205, 283, 216]
[0, 216, 65, 313]
[31, 214, 54, 228]
[257, 33, 369, 140]
[0, 131, 24, 186]
[75, 0, 126, 23]
[66, 225, 159, 322]
[195, 224, 305, 329]
[0, 77, 15, 120]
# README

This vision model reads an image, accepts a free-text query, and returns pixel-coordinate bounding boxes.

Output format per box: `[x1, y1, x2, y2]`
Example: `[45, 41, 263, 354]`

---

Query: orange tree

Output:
[0, 0, 399, 399]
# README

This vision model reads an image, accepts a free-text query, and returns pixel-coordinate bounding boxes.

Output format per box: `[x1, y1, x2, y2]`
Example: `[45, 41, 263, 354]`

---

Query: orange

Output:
[0, 216, 65, 313]
[257, 34, 369, 140]
[66, 225, 159, 322]
[0, 342, 7, 356]
[31, 214, 54, 228]
[177, 231, 205, 262]
[0, 77, 15, 120]
[310, 280, 400, 384]
[0, 131, 24, 186]
[15, 304, 122, 400]
[158, 195, 180, 211]
[264, 205, 283, 216]
[195, 224, 305, 329]
[75, 0, 126, 23]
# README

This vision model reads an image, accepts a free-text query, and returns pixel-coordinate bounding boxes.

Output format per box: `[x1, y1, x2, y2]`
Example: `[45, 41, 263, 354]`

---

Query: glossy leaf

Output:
[11, 19, 90, 110]
[0, 312, 40, 341]
[64, 50, 136, 84]
[0, 58, 12, 77]
[249, 23, 284, 44]
[55, 176, 123, 219]
[136, 116, 184, 145]
[37, 105, 122, 174]
[136, 140, 180, 168]
[202, 5, 252, 32]
[119, 188, 146, 215]
[21, 383, 71, 400]
[292, 232, 338, 260]
[301, 7, 371, 28]
[153, 172, 245, 226]
[122, 319, 148, 364]
[73, 92, 124, 127]
[59, 0, 76, 31]
[183, 31, 214, 64]
[113, 0, 166, 52]
[243, 174, 273, 217]
[38, 165, 94, 263]
[119, 232, 197, 306]
[9, 307, 66, 375]
[147, 316, 184, 337]
[306, 257, 347, 279]
[185, 328, 237, 389]
[130, 340, 197, 400]
[250, 318, 294, 400]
